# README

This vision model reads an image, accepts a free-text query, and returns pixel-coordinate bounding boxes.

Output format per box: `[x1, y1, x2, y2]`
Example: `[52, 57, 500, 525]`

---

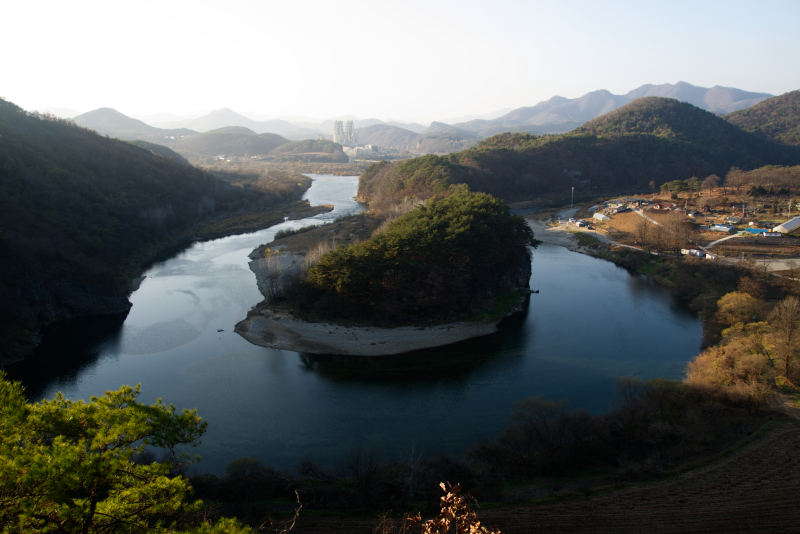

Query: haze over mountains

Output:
[448, 82, 773, 138]
[68, 82, 778, 157]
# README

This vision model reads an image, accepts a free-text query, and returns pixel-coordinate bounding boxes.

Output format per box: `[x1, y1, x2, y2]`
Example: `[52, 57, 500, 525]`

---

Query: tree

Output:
[717, 291, 763, 327]
[0, 372, 250, 534]
[767, 296, 800, 384]
[726, 167, 745, 191]
[702, 174, 720, 191]
[633, 213, 652, 250]
[505, 395, 571, 459]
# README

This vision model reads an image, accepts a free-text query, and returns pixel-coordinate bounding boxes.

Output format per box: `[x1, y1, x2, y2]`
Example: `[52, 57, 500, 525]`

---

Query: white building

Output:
[774, 217, 800, 234]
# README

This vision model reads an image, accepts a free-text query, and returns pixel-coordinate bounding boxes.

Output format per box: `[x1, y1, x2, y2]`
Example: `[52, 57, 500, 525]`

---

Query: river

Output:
[5, 174, 703, 474]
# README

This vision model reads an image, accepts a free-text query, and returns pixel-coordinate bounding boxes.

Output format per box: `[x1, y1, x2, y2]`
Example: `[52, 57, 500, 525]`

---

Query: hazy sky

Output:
[4, 0, 799, 123]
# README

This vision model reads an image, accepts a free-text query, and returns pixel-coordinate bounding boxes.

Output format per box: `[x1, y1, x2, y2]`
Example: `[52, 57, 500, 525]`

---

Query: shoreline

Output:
[236, 236, 532, 356]
[234, 311, 520, 356]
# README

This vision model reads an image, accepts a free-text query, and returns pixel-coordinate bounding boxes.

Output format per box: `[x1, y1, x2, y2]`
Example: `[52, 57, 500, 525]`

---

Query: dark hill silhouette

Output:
[125, 140, 188, 164]
[724, 90, 800, 146]
[0, 98, 309, 361]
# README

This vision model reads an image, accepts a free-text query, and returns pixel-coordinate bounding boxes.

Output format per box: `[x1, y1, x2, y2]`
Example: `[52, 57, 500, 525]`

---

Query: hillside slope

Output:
[73, 107, 196, 141]
[267, 139, 348, 163]
[0, 98, 309, 361]
[724, 90, 800, 145]
[358, 98, 800, 210]
[452, 82, 772, 137]
[174, 127, 289, 159]
[357, 124, 477, 154]
[125, 140, 189, 164]
[157, 108, 298, 134]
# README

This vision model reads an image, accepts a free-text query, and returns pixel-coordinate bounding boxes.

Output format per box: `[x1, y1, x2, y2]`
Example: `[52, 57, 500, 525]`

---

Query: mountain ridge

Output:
[357, 97, 800, 211]
[724, 90, 800, 146]
[451, 82, 773, 138]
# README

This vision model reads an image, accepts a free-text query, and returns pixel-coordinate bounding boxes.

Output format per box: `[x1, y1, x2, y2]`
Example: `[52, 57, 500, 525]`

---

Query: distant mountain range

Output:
[72, 108, 196, 143]
[69, 82, 776, 155]
[448, 82, 773, 138]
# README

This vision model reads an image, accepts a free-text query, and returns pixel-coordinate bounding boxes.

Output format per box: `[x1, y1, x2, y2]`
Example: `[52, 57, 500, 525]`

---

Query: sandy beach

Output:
[234, 310, 511, 356]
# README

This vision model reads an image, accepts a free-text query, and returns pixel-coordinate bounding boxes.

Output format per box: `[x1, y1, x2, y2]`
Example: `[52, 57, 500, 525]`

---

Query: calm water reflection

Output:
[6, 175, 702, 474]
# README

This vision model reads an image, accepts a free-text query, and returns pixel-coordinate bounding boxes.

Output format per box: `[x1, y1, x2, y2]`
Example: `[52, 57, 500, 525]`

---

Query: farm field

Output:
[289, 421, 800, 533]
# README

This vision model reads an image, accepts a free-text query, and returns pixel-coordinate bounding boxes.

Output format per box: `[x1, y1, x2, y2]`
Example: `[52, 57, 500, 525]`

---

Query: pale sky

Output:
[3, 0, 799, 123]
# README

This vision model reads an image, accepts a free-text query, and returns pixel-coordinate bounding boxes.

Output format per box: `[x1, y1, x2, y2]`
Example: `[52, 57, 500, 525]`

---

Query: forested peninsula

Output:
[236, 189, 539, 354]
[0, 98, 320, 362]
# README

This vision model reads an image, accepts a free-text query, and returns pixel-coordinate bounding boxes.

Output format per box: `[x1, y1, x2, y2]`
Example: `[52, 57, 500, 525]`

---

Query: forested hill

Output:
[174, 127, 289, 159]
[724, 90, 800, 146]
[73, 107, 196, 141]
[0, 98, 307, 361]
[125, 139, 188, 164]
[357, 97, 800, 211]
[271, 139, 342, 154]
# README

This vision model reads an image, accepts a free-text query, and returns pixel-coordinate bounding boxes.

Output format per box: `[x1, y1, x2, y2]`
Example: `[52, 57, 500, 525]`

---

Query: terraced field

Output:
[291, 422, 800, 533]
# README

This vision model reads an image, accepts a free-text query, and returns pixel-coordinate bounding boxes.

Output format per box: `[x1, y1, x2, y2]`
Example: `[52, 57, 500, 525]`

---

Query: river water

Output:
[5, 174, 703, 474]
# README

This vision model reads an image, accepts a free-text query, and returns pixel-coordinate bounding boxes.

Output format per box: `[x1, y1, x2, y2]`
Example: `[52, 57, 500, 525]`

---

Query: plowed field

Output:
[291, 422, 800, 533]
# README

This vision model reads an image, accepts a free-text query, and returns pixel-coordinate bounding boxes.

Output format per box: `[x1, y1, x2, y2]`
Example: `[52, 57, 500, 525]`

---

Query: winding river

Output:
[5, 174, 703, 474]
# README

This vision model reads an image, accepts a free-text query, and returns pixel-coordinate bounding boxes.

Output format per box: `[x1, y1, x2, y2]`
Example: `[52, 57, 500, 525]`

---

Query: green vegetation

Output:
[0, 98, 313, 361]
[274, 223, 323, 240]
[290, 188, 538, 324]
[724, 90, 800, 146]
[174, 127, 289, 159]
[271, 139, 342, 154]
[358, 98, 800, 209]
[0, 371, 251, 533]
[570, 231, 603, 248]
[267, 139, 349, 164]
[125, 139, 188, 164]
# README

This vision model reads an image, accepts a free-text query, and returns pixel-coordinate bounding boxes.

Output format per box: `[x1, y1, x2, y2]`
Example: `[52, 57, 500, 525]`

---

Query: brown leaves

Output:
[405, 482, 502, 534]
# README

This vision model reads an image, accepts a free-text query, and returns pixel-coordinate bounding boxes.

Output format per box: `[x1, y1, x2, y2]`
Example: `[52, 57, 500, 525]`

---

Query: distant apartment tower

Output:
[333, 119, 358, 145]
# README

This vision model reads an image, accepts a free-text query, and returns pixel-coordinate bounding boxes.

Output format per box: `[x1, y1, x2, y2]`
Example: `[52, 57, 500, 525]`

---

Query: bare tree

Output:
[345, 442, 381, 501]
[507, 395, 571, 459]
[612, 375, 645, 410]
[398, 440, 425, 504]
[767, 296, 800, 385]
[703, 174, 720, 192]
[259, 248, 285, 303]
[634, 213, 652, 249]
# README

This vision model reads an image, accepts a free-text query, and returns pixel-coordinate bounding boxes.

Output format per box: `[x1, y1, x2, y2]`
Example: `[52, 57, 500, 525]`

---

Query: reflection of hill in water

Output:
[297, 305, 530, 387]
[6, 312, 129, 401]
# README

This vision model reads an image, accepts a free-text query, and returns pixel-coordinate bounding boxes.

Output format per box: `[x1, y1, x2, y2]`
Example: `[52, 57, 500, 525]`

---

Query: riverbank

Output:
[234, 310, 515, 356]
[237, 251, 530, 356]
[235, 207, 533, 356]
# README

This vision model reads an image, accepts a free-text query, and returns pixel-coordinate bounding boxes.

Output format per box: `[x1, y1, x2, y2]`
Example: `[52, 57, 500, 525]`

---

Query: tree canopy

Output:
[357, 98, 800, 208]
[292, 188, 538, 324]
[0, 371, 250, 533]
[724, 90, 800, 146]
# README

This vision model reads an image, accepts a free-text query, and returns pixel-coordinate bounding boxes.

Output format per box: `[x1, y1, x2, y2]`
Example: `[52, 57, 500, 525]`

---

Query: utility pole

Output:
[571, 187, 574, 211]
